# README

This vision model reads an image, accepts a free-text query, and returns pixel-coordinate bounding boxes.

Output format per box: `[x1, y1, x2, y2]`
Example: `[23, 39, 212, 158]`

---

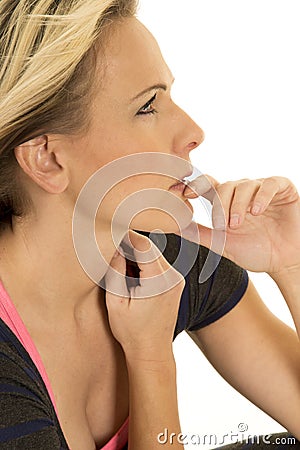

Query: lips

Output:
[169, 181, 186, 191]
[169, 179, 190, 194]
[169, 170, 193, 192]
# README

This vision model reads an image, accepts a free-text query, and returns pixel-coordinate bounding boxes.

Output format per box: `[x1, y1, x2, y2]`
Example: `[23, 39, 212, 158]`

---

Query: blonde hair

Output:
[0, 0, 138, 224]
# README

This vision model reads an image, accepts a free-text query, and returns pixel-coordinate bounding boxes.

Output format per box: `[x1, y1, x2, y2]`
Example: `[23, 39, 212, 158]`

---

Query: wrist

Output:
[126, 355, 177, 392]
[125, 347, 176, 371]
[269, 264, 300, 287]
[122, 339, 174, 361]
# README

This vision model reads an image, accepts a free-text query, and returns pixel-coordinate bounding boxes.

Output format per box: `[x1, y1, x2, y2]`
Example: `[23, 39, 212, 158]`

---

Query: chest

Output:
[35, 321, 129, 450]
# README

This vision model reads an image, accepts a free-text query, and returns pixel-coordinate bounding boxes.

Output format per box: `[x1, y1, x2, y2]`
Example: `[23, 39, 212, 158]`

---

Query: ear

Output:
[14, 135, 69, 194]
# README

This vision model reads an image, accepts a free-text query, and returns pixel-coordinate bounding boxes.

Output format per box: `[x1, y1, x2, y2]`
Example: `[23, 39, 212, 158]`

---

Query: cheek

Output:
[90, 119, 172, 161]
[75, 114, 174, 187]
[97, 174, 167, 219]
[96, 174, 194, 235]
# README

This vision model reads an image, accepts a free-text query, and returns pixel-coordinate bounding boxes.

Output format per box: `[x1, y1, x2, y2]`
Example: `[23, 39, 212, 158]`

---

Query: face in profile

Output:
[67, 17, 204, 236]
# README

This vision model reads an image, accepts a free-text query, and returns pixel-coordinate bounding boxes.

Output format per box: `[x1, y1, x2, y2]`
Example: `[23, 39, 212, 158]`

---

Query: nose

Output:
[172, 106, 205, 155]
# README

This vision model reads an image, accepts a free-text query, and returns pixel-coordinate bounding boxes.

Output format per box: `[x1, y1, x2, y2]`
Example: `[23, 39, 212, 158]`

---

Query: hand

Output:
[104, 231, 185, 361]
[184, 175, 300, 275]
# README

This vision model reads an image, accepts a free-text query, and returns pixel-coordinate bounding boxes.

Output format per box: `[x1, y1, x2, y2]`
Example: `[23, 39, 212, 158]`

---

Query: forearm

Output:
[270, 266, 300, 338]
[126, 352, 183, 450]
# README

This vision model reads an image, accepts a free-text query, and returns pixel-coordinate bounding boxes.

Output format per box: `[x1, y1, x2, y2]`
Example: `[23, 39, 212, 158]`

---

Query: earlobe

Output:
[14, 135, 69, 194]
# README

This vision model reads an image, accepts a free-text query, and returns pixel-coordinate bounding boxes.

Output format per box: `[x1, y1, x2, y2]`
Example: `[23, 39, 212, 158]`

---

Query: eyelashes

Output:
[137, 93, 157, 116]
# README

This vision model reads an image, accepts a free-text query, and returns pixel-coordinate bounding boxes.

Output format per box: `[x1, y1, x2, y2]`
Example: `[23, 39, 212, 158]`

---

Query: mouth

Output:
[168, 171, 193, 194]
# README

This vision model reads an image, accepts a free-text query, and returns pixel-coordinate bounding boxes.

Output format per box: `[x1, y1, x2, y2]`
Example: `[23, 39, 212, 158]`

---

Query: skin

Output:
[0, 18, 203, 450]
[0, 14, 300, 450]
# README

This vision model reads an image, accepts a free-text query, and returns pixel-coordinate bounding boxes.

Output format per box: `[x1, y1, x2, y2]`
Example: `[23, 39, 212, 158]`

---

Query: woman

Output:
[0, 1, 299, 449]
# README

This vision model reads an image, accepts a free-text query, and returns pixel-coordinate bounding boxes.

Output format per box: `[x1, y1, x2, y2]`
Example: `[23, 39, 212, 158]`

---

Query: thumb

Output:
[184, 174, 219, 202]
[181, 222, 213, 249]
[105, 249, 129, 299]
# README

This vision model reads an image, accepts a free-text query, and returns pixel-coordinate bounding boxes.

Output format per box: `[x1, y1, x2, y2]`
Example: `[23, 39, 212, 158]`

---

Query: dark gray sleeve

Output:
[149, 233, 249, 339]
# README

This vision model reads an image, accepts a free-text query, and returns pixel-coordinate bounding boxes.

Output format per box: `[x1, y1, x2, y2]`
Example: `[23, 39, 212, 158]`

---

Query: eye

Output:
[137, 93, 157, 115]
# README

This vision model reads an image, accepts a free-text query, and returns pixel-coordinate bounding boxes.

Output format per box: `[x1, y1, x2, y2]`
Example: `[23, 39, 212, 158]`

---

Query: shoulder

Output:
[151, 233, 249, 334]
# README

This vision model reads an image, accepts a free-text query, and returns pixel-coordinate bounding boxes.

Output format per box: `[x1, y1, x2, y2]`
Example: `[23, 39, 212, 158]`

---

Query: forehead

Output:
[99, 17, 172, 97]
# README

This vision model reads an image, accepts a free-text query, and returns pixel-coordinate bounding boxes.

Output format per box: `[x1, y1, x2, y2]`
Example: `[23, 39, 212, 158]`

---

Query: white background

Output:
[138, 1, 300, 448]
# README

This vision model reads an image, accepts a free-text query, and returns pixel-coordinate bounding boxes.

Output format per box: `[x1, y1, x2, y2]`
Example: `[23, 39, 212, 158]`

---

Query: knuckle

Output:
[135, 243, 162, 267]
[235, 179, 258, 192]
[174, 276, 186, 294]
[262, 176, 278, 188]
[222, 180, 235, 188]
[180, 276, 186, 289]
[170, 265, 182, 279]
[236, 178, 250, 186]
[128, 230, 152, 252]
[216, 181, 234, 193]
[203, 174, 219, 187]
[169, 267, 185, 287]
[236, 179, 251, 188]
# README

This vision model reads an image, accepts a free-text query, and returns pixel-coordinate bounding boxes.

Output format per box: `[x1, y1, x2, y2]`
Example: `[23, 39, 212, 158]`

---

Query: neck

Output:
[0, 208, 125, 321]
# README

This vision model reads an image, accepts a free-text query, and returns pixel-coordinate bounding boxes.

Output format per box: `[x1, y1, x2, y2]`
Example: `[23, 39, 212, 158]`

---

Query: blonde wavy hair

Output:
[0, 0, 138, 224]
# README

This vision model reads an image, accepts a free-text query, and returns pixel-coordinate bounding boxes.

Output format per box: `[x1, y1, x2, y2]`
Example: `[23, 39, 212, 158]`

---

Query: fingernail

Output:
[113, 249, 119, 259]
[183, 185, 198, 198]
[214, 216, 226, 230]
[113, 247, 124, 259]
[230, 214, 240, 228]
[252, 204, 261, 215]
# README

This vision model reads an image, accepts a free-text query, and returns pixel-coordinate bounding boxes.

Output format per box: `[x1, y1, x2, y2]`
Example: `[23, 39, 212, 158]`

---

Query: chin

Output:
[130, 200, 194, 235]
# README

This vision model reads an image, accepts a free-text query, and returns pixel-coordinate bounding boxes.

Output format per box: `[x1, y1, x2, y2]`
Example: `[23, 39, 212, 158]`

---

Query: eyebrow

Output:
[130, 78, 175, 103]
[130, 84, 167, 102]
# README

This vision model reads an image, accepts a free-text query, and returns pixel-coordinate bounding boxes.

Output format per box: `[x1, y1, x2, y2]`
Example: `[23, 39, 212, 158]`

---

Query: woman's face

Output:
[67, 17, 204, 235]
